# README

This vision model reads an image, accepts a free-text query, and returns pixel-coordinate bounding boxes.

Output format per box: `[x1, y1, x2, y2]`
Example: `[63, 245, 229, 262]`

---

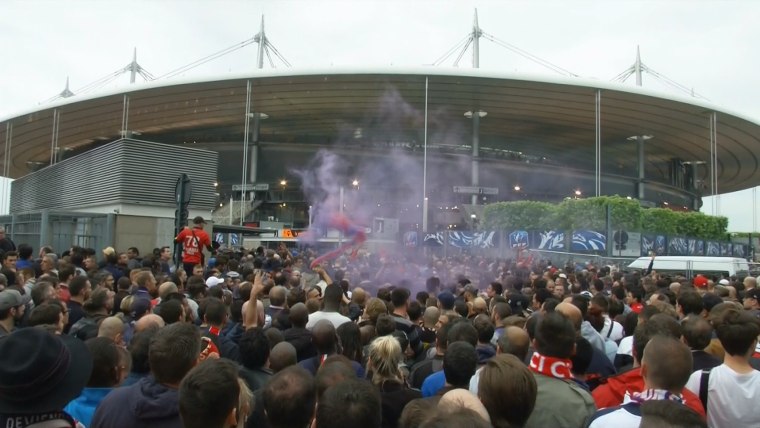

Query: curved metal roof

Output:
[1, 67, 759, 195]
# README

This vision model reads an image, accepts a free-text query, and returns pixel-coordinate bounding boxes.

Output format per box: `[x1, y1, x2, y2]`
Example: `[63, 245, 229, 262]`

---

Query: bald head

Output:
[98, 316, 125, 345]
[497, 326, 531, 362]
[158, 282, 178, 300]
[439, 389, 491, 423]
[669, 282, 681, 295]
[744, 276, 757, 289]
[423, 306, 440, 328]
[135, 313, 165, 333]
[289, 302, 309, 328]
[269, 341, 297, 373]
[312, 320, 337, 354]
[472, 297, 488, 315]
[270, 285, 288, 307]
[556, 302, 582, 331]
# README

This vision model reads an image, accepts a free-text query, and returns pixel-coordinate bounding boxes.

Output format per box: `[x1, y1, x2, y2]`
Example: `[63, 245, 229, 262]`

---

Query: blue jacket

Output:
[90, 376, 181, 428]
[64, 387, 113, 427]
[421, 370, 446, 397]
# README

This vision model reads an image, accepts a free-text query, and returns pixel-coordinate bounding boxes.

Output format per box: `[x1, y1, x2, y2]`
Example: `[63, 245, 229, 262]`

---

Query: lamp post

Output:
[465, 110, 487, 205]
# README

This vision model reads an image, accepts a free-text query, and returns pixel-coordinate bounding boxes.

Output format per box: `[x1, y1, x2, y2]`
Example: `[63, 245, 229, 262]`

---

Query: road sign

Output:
[232, 183, 270, 192]
[175, 174, 192, 205]
[453, 186, 498, 195]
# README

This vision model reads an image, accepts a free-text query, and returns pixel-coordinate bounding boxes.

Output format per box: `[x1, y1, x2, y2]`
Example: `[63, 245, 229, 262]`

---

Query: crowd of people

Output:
[0, 222, 759, 428]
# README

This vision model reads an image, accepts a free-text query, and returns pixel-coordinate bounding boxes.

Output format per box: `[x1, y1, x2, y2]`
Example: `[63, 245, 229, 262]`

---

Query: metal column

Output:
[39, 210, 50, 249]
[3, 122, 12, 214]
[120, 94, 130, 138]
[472, 10, 480, 68]
[709, 112, 718, 215]
[423, 77, 429, 233]
[248, 109, 263, 185]
[241, 80, 252, 224]
[50, 109, 61, 165]
[595, 90, 601, 197]
[637, 136, 645, 200]
[105, 213, 116, 248]
[471, 113, 480, 205]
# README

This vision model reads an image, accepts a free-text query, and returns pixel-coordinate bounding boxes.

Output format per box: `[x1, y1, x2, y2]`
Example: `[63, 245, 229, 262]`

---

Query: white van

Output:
[627, 256, 750, 278]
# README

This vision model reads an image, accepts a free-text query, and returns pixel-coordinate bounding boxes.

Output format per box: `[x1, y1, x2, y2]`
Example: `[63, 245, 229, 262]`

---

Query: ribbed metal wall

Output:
[10, 139, 218, 214]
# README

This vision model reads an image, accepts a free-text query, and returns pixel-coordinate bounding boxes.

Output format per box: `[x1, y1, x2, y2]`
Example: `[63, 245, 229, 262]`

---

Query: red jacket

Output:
[592, 367, 705, 418]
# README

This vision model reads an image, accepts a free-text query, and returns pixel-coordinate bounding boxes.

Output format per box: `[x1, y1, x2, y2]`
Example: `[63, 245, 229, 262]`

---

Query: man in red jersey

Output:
[175, 216, 214, 277]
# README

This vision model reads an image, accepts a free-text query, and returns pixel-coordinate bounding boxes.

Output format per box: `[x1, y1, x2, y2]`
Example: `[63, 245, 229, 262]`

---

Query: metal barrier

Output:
[0, 211, 114, 252]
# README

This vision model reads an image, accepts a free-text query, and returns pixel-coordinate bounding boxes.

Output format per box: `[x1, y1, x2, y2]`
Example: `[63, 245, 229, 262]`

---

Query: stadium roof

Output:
[2, 67, 759, 195]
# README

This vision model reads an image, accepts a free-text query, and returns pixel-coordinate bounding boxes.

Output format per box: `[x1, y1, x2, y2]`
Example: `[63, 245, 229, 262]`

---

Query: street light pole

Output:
[465, 110, 487, 205]
[338, 186, 344, 247]
[423, 76, 429, 234]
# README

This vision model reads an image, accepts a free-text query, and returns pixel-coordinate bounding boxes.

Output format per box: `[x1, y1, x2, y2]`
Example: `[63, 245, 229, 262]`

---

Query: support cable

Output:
[481, 31, 578, 77]
[157, 37, 256, 79]
[431, 34, 471, 66]
[452, 37, 474, 67]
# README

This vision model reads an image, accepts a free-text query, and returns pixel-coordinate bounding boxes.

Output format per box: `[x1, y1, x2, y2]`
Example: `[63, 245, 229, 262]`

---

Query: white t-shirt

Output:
[469, 367, 483, 395]
[617, 336, 633, 357]
[588, 403, 641, 428]
[685, 363, 760, 428]
[305, 310, 351, 330]
[600, 316, 625, 342]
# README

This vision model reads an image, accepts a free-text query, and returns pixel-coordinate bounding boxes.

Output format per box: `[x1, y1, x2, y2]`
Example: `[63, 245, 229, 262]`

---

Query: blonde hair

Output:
[120, 295, 134, 316]
[364, 298, 388, 324]
[368, 335, 403, 385]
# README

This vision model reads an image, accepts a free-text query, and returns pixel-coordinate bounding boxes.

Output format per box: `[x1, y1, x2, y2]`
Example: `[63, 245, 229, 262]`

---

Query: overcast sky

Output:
[1, 0, 758, 229]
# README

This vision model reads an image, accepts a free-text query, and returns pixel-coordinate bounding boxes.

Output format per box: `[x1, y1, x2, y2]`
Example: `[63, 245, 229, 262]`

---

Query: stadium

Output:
[2, 66, 760, 230]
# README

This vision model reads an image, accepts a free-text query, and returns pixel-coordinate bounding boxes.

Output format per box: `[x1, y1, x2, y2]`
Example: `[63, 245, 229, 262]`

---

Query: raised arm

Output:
[645, 253, 656, 276]
[243, 273, 265, 330]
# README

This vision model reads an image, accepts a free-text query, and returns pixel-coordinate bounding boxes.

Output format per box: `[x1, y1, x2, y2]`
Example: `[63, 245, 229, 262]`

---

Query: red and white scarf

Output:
[529, 352, 573, 380]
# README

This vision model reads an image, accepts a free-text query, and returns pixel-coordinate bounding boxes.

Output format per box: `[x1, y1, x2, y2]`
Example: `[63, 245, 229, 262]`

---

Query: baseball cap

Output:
[718, 279, 730, 286]
[206, 276, 224, 288]
[192, 216, 207, 225]
[0, 289, 31, 311]
[693, 275, 709, 288]
[507, 293, 530, 315]
[225, 271, 240, 279]
[558, 273, 568, 279]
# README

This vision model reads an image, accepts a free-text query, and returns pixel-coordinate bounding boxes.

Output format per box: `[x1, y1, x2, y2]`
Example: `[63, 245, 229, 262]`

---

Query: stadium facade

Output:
[2, 68, 760, 237]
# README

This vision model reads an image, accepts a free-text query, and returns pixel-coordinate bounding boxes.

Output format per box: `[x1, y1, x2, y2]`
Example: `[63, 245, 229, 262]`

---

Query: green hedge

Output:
[482, 196, 728, 240]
